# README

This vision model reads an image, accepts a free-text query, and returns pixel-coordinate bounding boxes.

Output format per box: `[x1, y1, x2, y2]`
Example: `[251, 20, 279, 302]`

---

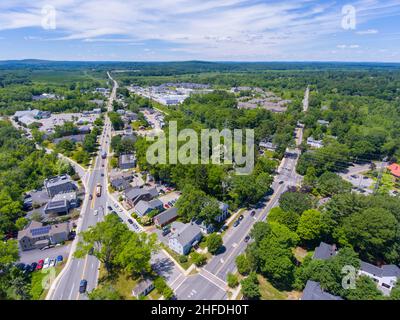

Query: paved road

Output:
[47, 73, 117, 300]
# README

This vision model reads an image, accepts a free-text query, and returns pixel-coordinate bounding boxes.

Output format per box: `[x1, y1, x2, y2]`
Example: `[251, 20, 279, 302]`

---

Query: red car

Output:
[164, 204, 170, 209]
[36, 259, 44, 270]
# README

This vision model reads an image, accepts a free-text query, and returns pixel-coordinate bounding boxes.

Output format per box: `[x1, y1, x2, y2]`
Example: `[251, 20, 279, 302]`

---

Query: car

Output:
[36, 259, 44, 270]
[238, 214, 244, 221]
[101, 173, 104, 177]
[88, 247, 94, 255]
[89, 194, 93, 200]
[102, 164, 104, 167]
[79, 279, 88, 294]
[94, 209, 98, 216]
[107, 205, 113, 211]
[49, 258, 56, 267]
[168, 201, 173, 206]
[15, 263, 25, 270]
[233, 220, 240, 227]
[244, 235, 251, 243]
[279, 180, 284, 184]
[30, 262, 38, 272]
[164, 204, 170, 209]
[23, 264, 31, 273]
[127, 219, 133, 224]
[250, 210, 256, 217]
[56, 255, 63, 263]
[43, 258, 50, 269]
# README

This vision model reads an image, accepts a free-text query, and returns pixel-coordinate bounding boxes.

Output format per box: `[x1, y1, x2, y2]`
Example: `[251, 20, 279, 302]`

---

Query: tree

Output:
[297, 209, 326, 244]
[200, 199, 222, 225]
[88, 285, 122, 300]
[190, 252, 207, 266]
[337, 208, 399, 263]
[315, 172, 352, 196]
[236, 254, 252, 275]
[241, 272, 260, 300]
[346, 276, 383, 300]
[74, 214, 130, 275]
[390, 282, 400, 300]
[30, 211, 43, 222]
[206, 233, 223, 255]
[176, 186, 207, 222]
[15, 217, 28, 230]
[268, 207, 299, 231]
[279, 191, 313, 215]
[227, 273, 239, 288]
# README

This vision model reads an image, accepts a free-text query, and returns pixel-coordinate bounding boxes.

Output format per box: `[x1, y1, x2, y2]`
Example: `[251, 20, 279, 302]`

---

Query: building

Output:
[135, 199, 164, 217]
[125, 111, 138, 121]
[313, 242, 337, 260]
[53, 134, 86, 144]
[119, 154, 136, 170]
[77, 125, 91, 134]
[154, 207, 178, 228]
[125, 187, 158, 207]
[307, 137, 324, 149]
[18, 221, 70, 251]
[359, 262, 400, 295]
[44, 175, 76, 198]
[317, 119, 330, 126]
[14, 109, 50, 121]
[387, 163, 400, 178]
[301, 280, 343, 300]
[110, 177, 130, 191]
[132, 279, 154, 298]
[259, 141, 277, 152]
[194, 202, 229, 234]
[168, 222, 202, 255]
[44, 192, 79, 215]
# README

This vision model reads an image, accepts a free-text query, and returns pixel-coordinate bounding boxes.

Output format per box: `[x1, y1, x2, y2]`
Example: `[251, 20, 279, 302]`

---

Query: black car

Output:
[88, 247, 94, 255]
[107, 206, 113, 211]
[15, 263, 25, 270]
[279, 180, 284, 184]
[79, 279, 88, 293]
[250, 210, 256, 217]
[30, 262, 38, 272]
[238, 214, 244, 221]
[233, 220, 240, 227]
[244, 235, 251, 243]
[101, 173, 104, 177]
[89, 194, 93, 200]
[127, 219, 133, 224]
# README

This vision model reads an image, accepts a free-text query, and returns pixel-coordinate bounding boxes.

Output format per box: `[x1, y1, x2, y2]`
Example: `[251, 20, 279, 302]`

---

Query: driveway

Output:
[19, 243, 71, 265]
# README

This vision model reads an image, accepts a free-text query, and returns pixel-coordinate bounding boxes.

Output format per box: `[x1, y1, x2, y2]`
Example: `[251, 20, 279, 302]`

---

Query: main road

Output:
[47, 73, 117, 300]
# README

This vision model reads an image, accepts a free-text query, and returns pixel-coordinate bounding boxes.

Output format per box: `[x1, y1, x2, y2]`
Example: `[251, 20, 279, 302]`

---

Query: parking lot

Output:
[38, 113, 100, 133]
[158, 191, 180, 206]
[18, 242, 71, 265]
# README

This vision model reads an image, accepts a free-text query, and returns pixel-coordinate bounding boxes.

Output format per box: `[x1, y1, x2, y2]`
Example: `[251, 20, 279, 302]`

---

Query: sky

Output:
[0, 0, 399, 62]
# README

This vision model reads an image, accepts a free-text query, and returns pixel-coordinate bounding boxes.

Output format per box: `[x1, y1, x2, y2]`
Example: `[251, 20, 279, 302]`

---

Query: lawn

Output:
[257, 275, 288, 300]
[98, 265, 139, 300]
[30, 263, 64, 300]
[161, 244, 193, 270]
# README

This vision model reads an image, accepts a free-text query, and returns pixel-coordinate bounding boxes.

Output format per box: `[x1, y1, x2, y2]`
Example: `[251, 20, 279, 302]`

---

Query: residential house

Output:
[132, 279, 154, 298]
[307, 137, 324, 149]
[125, 187, 158, 207]
[358, 261, 400, 295]
[259, 141, 277, 152]
[135, 199, 164, 217]
[154, 207, 178, 228]
[110, 177, 130, 191]
[119, 154, 136, 170]
[168, 222, 202, 255]
[44, 175, 77, 198]
[18, 221, 70, 251]
[387, 163, 400, 178]
[44, 191, 79, 215]
[301, 280, 343, 300]
[313, 242, 337, 260]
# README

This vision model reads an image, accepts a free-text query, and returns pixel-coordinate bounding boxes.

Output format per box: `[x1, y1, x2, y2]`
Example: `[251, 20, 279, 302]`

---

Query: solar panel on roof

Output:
[47, 200, 67, 208]
[30, 226, 51, 236]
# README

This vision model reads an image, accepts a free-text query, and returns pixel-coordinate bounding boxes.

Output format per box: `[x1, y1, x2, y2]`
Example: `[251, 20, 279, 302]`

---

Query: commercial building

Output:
[18, 221, 70, 251]
[154, 207, 178, 228]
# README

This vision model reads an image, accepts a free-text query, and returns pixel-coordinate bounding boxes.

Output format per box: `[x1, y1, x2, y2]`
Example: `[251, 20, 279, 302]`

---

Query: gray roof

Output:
[44, 175, 73, 188]
[313, 242, 337, 260]
[18, 221, 70, 240]
[132, 279, 153, 296]
[125, 187, 158, 200]
[154, 207, 178, 225]
[171, 223, 202, 247]
[135, 199, 163, 216]
[120, 154, 136, 165]
[111, 177, 129, 189]
[302, 280, 343, 300]
[360, 261, 400, 278]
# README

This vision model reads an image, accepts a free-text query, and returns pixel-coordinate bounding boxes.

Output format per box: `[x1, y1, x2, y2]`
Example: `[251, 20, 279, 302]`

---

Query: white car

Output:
[43, 257, 50, 269]
[94, 209, 98, 216]
[49, 258, 56, 267]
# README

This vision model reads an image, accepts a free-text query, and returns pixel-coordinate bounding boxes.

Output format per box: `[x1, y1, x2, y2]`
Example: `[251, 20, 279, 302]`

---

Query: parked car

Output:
[79, 279, 88, 293]
[164, 204, 170, 209]
[244, 235, 251, 243]
[43, 258, 50, 269]
[30, 262, 38, 272]
[88, 247, 94, 255]
[250, 210, 256, 217]
[233, 220, 240, 227]
[238, 214, 244, 221]
[49, 258, 56, 267]
[127, 219, 133, 224]
[94, 209, 98, 216]
[279, 180, 284, 184]
[56, 255, 63, 263]
[36, 259, 44, 270]
[15, 263, 25, 270]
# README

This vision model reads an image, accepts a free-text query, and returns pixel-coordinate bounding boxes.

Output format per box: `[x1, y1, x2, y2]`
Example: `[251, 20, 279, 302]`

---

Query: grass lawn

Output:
[257, 275, 288, 300]
[30, 263, 64, 300]
[293, 247, 309, 263]
[161, 244, 192, 270]
[97, 265, 139, 300]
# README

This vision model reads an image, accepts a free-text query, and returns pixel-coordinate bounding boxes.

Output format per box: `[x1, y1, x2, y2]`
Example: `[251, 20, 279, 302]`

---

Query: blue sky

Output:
[0, 0, 399, 62]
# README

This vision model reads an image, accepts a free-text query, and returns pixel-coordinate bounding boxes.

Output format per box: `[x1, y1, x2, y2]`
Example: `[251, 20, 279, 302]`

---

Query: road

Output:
[47, 72, 117, 300]
[175, 86, 308, 300]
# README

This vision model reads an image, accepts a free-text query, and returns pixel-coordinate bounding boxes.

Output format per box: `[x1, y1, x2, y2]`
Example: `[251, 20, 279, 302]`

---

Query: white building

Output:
[358, 262, 400, 296]
[168, 222, 202, 255]
[307, 137, 324, 149]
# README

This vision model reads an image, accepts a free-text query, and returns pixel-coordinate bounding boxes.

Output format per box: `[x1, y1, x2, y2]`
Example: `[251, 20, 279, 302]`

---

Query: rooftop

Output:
[302, 280, 343, 300]
[313, 242, 337, 260]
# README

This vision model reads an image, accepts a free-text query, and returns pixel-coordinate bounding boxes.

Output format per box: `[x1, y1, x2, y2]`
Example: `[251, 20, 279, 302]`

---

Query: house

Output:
[77, 125, 91, 134]
[154, 207, 178, 228]
[53, 134, 86, 144]
[195, 202, 229, 234]
[132, 279, 154, 298]
[307, 137, 324, 149]
[119, 154, 136, 170]
[125, 111, 138, 121]
[135, 199, 163, 217]
[259, 141, 277, 152]
[313, 242, 337, 260]
[18, 221, 70, 251]
[44, 175, 77, 198]
[387, 163, 400, 178]
[125, 187, 158, 207]
[44, 191, 79, 215]
[116, 109, 125, 115]
[317, 119, 330, 126]
[168, 222, 202, 255]
[301, 280, 343, 300]
[110, 177, 130, 191]
[358, 261, 400, 295]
